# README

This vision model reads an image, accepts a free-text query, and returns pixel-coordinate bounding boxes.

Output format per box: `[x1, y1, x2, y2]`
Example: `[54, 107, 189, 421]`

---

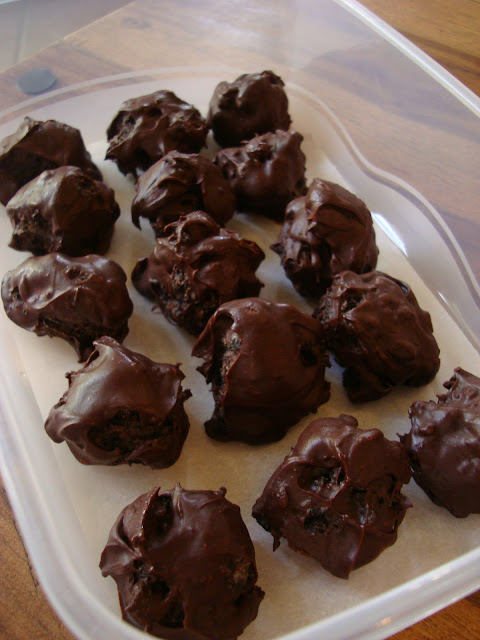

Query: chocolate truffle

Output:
[252, 414, 412, 579]
[207, 70, 291, 148]
[132, 211, 265, 335]
[214, 130, 307, 221]
[45, 337, 191, 467]
[1, 253, 133, 361]
[0, 116, 101, 205]
[192, 297, 330, 444]
[272, 179, 379, 297]
[6, 166, 120, 256]
[100, 485, 264, 640]
[400, 368, 480, 518]
[106, 90, 208, 178]
[131, 151, 236, 236]
[314, 270, 440, 402]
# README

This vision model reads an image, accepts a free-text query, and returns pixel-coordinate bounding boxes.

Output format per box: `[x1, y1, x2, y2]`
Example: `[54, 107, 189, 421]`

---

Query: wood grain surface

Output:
[0, 1, 479, 639]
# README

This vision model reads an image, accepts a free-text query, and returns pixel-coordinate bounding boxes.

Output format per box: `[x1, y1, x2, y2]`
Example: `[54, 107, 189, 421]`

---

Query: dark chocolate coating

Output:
[132, 211, 265, 336]
[100, 485, 264, 640]
[272, 179, 379, 297]
[400, 368, 480, 518]
[0, 116, 101, 205]
[192, 297, 330, 444]
[6, 166, 120, 256]
[45, 337, 191, 468]
[214, 130, 306, 221]
[131, 151, 236, 236]
[207, 70, 291, 148]
[252, 414, 412, 579]
[314, 270, 440, 402]
[106, 90, 208, 178]
[1, 253, 133, 361]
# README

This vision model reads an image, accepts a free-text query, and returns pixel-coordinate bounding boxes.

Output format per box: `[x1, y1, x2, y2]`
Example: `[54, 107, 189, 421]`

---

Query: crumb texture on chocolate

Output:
[1, 253, 133, 361]
[252, 414, 412, 579]
[132, 211, 265, 335]
[45, 337, 191, 468]
[401, 367, 480, 518]
[314, 270, 440, 402]
[100, 485, 264, 639]
[192, 297, 330, 444]
[106, 89, 208, 177]
[272, 178, 379, 297]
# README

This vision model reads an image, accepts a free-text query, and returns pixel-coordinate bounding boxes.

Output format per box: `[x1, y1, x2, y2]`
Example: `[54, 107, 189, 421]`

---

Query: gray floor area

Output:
[0, 0, 129, 71]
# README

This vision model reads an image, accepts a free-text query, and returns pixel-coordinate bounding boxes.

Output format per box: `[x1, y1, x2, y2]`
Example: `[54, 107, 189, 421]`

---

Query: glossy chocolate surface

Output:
[1, 253, 133, 361]
[207, 70, 291, 147]
[45, 337, 191, 468]
[252, 414, 412, 579]
[106, 90, 208, 177]
[314, 270, 440, 402]
[7, 166, 119, 256]
[131, 151, 235, 236]
[272, 179, 379, 297]
[192, 297, 330, 444]
[215, 130, 306, 221]
[100, 485, 264, 640]
[0, 116, 101, 205]
[132, 211, 265, 335]
[401, 367, 480, 517]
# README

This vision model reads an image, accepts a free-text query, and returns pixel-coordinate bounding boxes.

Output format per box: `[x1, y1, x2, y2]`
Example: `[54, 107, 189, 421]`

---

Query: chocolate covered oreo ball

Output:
[192, 297, 330, 444]
[1, 253, 133, 361]
[207, 70, 291, 147]
[401, 368, 480, 518]
[0, 116, 101, 205]
[215, 130, 306, 221]
[132, 211, 265, 335]
[314, 270, 440, 402]
[106, 90, 208, 177]
[100, 485, 264, 640]
[131, 151, 235, 236]
[252, 414, 412, 579]
[272, 179, 379, 297]
[6, 166, 120, 256]
[45, 337, 191, 467]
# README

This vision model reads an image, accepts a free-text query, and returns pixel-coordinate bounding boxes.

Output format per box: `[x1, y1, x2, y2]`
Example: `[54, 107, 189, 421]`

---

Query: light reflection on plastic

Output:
[372, 213, 408, 256]
[376, 617, 392, 628]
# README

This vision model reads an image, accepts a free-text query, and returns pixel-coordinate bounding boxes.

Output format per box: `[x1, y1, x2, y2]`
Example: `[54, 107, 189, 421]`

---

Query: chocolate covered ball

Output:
[214, 129, 306, 221]
[45, 337, 191, 468]
[6, 166, 120, 256]
[131, 151, 236, 236]
[132, 211, 265, 335]
[314, 270, 440, 402]
[401, 368, 480, 517]
[207, 70, 291, 148]
[106, 90, 208, 177]
[0, 116, 101, 205]
[252, 414, 412, 579]
[272, 179, 379, 297]
[192, 297, 330, 444]
[1, 253, 133, 361]
[100, 485, 264, 640]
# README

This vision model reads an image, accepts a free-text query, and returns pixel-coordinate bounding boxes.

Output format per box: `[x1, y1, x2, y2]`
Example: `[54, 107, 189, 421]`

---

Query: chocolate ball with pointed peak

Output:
[252, 414, 412, 579]
[131, 151, 236, 237]
[1, 253, 133, 361]
[314, 270, 440, 402]
[192, 297, 330, 444]
[0, 116, 101, 205]
[132, 211, 265, 336]
[6, 166, 120, 256]
[100, 485, 264, 640]
[106, 89, 208, 178]
[207, 70, 291, 147]
[401, 367, 480, 518]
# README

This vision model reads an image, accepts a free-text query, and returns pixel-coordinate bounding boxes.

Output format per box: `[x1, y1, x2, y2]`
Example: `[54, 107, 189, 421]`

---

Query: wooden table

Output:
[0, 1, 479, 639]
